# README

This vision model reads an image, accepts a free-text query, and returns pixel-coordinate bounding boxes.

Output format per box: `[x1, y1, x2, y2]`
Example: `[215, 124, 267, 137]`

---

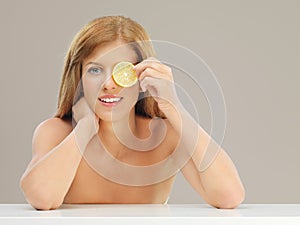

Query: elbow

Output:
[20, 178, 63, 210]
[215, 194, 244, 209]
[30, 199, 62, 211]
[219, 190, 245, 209]
[27, 193, 63, 210]
[210, 187, 246, 209]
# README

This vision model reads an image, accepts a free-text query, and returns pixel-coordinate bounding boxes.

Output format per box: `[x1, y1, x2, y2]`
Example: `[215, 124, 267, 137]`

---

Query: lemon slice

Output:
[112, 62, 137, 87]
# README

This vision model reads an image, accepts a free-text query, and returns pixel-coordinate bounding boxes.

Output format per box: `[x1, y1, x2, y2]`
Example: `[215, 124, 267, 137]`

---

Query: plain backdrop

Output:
[0, 0, 299, 204]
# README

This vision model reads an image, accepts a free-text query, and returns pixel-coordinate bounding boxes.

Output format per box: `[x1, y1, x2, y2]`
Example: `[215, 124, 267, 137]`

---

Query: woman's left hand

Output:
[134, 57, 181, 115]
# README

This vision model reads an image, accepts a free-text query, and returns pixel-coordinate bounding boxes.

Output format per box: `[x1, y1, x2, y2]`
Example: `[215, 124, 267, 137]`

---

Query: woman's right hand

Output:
[72, 97, 99, 135]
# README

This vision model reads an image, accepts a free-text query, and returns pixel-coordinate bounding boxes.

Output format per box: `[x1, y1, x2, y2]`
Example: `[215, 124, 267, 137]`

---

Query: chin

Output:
[95, 101, 136, 122]
[95, 110, 126, 122]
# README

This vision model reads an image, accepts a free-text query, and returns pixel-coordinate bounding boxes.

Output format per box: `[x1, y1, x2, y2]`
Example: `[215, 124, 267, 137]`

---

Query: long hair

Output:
[54, 16, 165, 119]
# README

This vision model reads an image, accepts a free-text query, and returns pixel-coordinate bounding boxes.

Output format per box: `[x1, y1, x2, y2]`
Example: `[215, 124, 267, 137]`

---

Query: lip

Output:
[98, 94, 123, 107]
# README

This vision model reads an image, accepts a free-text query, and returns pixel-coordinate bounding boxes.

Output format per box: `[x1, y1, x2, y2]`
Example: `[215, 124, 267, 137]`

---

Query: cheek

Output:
[130, 84, 140, 100]
[120, 83, 140, 105]
[82, 77, 103, 104]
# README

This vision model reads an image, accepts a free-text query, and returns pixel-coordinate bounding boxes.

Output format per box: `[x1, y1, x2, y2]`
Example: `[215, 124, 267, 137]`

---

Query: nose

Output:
[103, 75, 118, 91]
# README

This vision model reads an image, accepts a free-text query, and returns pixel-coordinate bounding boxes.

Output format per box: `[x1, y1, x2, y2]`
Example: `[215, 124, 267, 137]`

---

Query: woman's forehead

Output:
[84, 41, 138, 66]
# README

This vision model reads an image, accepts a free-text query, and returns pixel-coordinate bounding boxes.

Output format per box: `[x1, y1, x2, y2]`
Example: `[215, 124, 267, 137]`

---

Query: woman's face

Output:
[81, 40, 140, 121]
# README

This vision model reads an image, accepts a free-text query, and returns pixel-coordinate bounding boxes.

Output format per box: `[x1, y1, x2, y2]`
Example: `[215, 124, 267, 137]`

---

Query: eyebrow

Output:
[85, 62, 103, 67]
[85, 61, 140, 67]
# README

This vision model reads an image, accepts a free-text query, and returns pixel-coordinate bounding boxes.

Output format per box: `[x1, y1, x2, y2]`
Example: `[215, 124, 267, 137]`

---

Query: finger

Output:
[138, 63, 173, 81]
[134, 58, 167, 77]
[146, 57, 160, 62]
[138, 67, 166, 82]
[140, 77, 179, 109]
[139, 76, 160, 94]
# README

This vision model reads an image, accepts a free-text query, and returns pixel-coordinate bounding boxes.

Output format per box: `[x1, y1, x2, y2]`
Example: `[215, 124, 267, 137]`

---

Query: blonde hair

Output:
[54, 16, 165, 119]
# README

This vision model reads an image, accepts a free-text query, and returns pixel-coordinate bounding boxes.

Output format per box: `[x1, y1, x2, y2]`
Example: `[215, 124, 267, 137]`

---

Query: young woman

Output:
[20, 16, 245, 210]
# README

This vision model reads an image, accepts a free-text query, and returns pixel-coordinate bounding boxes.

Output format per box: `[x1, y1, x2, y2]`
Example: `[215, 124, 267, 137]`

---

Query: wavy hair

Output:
[54, 16, 165, 119]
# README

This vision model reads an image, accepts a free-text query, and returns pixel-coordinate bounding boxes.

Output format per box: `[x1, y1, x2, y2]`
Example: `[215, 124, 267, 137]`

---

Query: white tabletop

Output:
[1, 204, 300, 225]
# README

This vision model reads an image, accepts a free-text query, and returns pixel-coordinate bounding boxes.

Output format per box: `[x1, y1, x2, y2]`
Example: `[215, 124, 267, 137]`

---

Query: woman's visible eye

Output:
[87, 67, 103, 75]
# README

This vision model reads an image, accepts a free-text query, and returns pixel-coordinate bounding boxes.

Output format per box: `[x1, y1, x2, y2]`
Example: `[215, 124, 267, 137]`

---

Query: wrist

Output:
[164, 105, 195, 135]
[162, 102, 185, 120]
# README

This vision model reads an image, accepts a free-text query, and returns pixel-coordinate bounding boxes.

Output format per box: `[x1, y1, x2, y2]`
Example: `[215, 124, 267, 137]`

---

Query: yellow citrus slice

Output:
[112, 62, 137, 87]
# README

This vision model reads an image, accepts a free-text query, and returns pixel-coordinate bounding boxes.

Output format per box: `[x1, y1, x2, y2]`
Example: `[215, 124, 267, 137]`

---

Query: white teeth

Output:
[99, 97, 122, 103]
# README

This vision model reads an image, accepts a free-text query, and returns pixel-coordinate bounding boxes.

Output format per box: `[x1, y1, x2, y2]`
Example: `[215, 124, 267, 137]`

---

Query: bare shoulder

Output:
[32, 117, 73, 156]
[34, 117, 73, 138]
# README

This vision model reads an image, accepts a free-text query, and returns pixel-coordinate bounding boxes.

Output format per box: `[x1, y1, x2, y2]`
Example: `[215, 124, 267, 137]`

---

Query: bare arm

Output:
[20, 97, 98, 210]
[20, 117, 95, 210]
[132, 57, 244, 208]
[167, 108, 245, 209]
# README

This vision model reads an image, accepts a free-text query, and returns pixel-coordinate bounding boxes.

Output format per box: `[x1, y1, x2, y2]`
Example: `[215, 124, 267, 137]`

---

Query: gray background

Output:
[0, 0, 299, 204]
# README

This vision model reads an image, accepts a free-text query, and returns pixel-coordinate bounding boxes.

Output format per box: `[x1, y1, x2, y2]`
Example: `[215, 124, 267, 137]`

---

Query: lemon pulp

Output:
[112, 62, 137, 87]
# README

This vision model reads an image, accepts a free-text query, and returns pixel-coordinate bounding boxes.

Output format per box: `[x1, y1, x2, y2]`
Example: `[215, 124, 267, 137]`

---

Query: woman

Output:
[20, 16, 245, 210]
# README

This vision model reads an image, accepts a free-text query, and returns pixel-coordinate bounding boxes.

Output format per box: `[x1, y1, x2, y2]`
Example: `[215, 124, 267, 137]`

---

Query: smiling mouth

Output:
[98, 97, 123, 103]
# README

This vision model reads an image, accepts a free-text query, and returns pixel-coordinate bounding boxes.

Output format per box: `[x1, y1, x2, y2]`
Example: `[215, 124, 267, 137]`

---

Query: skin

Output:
[20, 40, 245, 210]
